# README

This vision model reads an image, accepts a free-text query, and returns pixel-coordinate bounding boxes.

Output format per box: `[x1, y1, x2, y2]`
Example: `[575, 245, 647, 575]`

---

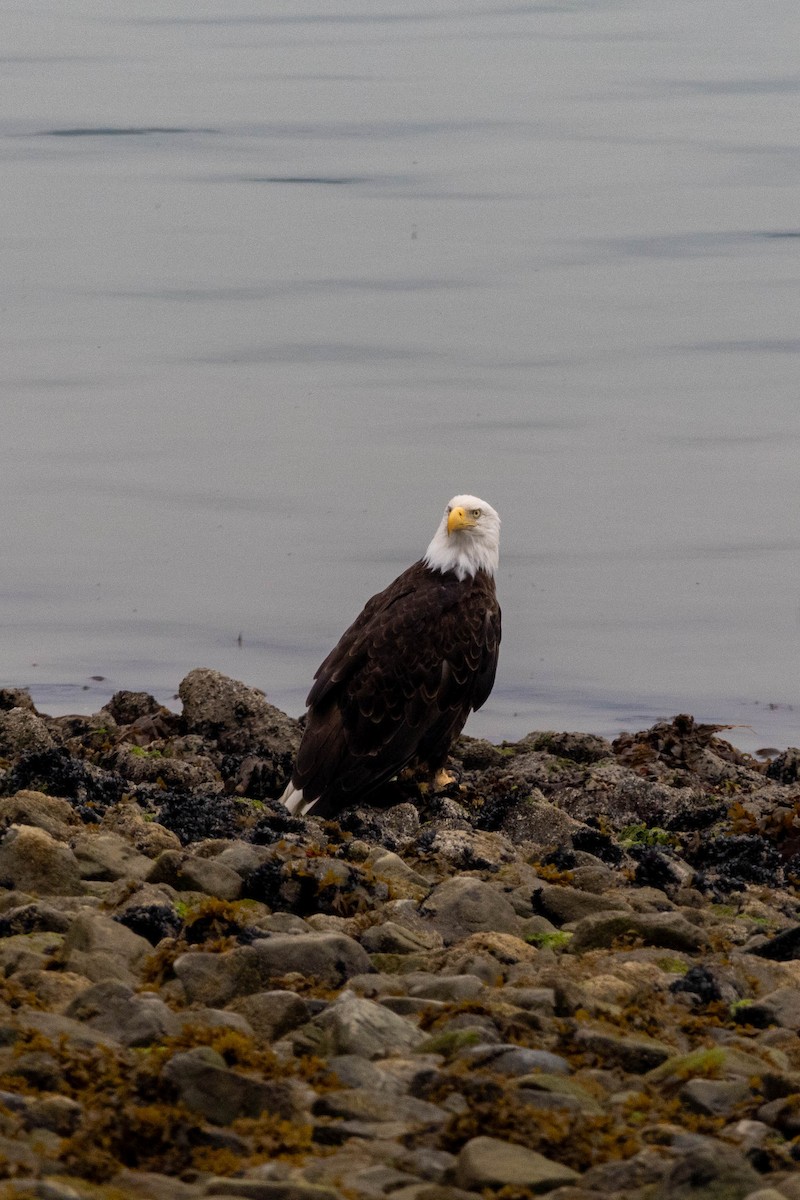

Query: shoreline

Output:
[0, 669, 799, 1197]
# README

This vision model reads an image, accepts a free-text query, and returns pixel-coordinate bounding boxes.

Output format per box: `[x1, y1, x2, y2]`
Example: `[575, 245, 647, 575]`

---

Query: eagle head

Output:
[424, 494, 500, 581]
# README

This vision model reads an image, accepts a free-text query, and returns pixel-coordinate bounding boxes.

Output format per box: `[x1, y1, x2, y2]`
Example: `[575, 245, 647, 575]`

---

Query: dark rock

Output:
[104, 690, 165, 725]
[114, 903, 183, 944]
[155, 789, 248, 845]
[766, 746, 800, 784]
[750, 924, 800, 961]
[0, 902, 72, 936]
[3, 747, 125, 819]
[670, 965, 723, 1006]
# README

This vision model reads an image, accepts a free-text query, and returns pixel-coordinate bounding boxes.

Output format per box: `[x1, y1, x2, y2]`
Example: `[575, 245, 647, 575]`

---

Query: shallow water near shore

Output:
[2, 0, 800, 755]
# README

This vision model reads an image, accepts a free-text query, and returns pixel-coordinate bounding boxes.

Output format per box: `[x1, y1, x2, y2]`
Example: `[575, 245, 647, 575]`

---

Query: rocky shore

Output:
[0, 669, 799, 1199]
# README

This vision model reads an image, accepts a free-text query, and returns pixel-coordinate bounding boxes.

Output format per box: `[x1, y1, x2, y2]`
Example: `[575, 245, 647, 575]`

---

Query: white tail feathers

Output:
[279, 779, 313, 817]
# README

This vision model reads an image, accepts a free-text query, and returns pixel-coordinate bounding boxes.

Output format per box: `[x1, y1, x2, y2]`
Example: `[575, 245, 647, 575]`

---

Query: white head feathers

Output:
[423, 494, 501, 581]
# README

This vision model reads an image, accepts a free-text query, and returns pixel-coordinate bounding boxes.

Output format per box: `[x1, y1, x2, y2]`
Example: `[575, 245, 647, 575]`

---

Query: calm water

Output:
[2, 0, 800, 754]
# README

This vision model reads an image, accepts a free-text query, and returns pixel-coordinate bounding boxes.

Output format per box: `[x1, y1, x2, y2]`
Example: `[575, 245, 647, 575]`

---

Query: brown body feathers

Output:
[288, 559, 501, 816]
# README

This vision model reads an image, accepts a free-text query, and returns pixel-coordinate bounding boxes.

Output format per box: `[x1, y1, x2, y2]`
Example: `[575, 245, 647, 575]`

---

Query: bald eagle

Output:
[280, 495, 501, 818]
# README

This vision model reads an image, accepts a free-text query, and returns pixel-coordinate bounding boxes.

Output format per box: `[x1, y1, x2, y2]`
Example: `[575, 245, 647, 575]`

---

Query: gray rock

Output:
[361, 922, 443, 955]
[174, 947, 263, 1006]
[533, 882, 631, 926]
[419, 828, 516, 871]
[407, 975, 484, 1003]
[147, 849, 243, 900]
[0, 930, 65, 975]
[204, 1182, 341, 1200]
[314, 1088, 447, 1127]
[60, 909, 152, 984]
[419, 876, 522, 944]
[738, 986, 800, 1030]
[568, 910, 706, 953]
[651, 1139, 761, 1199]
[162, 1045, 307, 1125]
[70, 830, 153, 881]
[65, 980, 180, 1045]
[574, 1027, 673, 1073]
[680, 1078, 752, 1118]
[500, 987, 557, 1016]
[179, 668, 301, 758]
[514, 1073, 605, 1115]
[580, 1147, 671, 1192]
[100, 799, 182, 858]
[458, 1044, 570, 1076]
[249, 932, 372, 986]
[306, 991, 425, 1060]
[228, 991, 310, 1042]
[455, 1135, 580, 1191]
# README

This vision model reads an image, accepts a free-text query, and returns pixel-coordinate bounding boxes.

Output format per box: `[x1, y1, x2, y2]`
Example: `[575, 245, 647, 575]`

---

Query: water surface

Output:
[3, 0, 800, 754]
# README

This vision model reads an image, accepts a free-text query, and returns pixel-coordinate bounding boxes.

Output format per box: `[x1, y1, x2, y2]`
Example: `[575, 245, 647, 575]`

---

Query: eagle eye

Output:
[471, 508, 481, 518]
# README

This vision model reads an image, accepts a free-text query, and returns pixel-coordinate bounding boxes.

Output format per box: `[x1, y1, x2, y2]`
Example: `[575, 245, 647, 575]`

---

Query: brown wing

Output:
[292, 562, 501, 814]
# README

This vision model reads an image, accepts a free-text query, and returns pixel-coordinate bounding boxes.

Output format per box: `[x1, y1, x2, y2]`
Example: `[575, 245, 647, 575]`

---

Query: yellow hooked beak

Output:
[447, 506, 476, 535]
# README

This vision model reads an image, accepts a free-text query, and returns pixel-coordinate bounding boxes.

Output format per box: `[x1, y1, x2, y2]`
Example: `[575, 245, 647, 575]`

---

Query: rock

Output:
[0, 930, 65, 975]
[178, 668, 301, 761]
[70, 830, 153, 881]
[647, 1046, 773, 1085]
[0, 709, 55, 756]
[737, 986, 800, 1029]
[361, 921, 444, 955]
[419, 877, 523, 944]
[0, 790, 80, 841]
[455, 1136, 580, 1191]
[533, 882, 631, 925]
[249, 933, 373, 986]
[148, 849, 243, 899]
[173, 947, 262, 1006]
[573, 1027, 673, 1073]
[304, 991, 426, 1059]
[60, 909, 153, 984]
[65, 980, 180, 1045]
[229, 991, 311, 1042]
[651, 1139, 762, 1199]
[515, 1073, 605, 1115]
[100, 799, 182, 857]
[680, 1078, 752, 1118]
[0, 902, 72, 936]
[457, 1044, 570, 1076]
[407, 975, 484, 1003]
[162, 1046, 308, 1125]
[568, 910, 707, 953]
[0, 825, 83, 894]
[417, 828, 516, 871]
[314, 1088, 447, 1127]
[204, 1182, 341, 1200]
